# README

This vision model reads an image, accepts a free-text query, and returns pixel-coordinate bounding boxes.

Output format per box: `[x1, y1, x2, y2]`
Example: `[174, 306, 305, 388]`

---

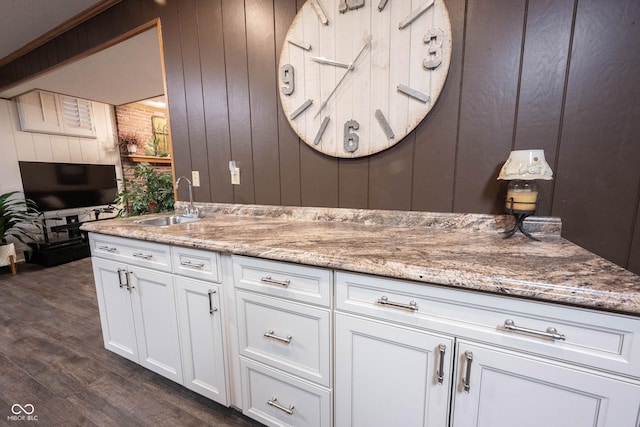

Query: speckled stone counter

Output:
[81, 202, 640, 316]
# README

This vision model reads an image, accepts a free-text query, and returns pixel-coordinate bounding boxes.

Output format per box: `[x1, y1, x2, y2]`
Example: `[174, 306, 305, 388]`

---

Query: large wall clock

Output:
[278, 0, 452, 158]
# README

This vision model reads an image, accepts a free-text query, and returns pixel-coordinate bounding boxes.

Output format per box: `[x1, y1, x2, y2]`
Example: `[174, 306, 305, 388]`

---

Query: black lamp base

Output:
[503, 212, 538, 241]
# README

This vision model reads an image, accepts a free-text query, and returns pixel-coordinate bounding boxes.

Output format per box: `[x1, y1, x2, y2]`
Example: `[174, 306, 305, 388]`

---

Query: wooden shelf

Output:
[124, 154, 172, 165]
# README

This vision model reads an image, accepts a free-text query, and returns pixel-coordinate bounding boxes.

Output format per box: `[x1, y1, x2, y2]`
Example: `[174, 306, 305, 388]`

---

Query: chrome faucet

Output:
[175, 176, 199, 218]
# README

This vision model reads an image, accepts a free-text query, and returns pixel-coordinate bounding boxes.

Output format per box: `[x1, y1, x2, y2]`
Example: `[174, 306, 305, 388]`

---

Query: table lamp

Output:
[497, 149, 553, 240]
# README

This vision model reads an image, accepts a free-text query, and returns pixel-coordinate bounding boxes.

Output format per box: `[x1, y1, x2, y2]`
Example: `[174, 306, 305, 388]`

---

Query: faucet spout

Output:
[175, 176, 198, 217]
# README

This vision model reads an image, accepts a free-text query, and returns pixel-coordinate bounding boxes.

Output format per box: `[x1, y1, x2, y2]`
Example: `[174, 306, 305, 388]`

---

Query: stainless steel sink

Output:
[134, 215, 201, 227]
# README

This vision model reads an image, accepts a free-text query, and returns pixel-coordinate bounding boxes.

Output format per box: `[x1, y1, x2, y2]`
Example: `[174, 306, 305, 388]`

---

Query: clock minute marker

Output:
[310, 56, 351, 69]
[314, 116, 331, 145]
[310, 0, 329, 25]
[288, 37, 312, 51]
[375, 110, 395, 139]
[397, 84, 431, 104]
[377, 0, 389, 11]
[399, 0, 435, 29]
[290, 99, 314, 120]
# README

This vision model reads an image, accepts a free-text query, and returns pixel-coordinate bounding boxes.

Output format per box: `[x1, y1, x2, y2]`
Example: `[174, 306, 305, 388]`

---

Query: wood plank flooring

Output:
[0, 259, 259, 427]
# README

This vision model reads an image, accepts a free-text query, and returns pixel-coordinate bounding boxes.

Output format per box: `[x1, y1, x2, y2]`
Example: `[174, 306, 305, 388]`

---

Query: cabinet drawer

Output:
[171, 246, 221, 282]
[336, 271, 640, 378]
[237, 290, 331, 387]
[89, 234, 171, 272]
[240, 358, 331, 427]
[233, 256, 332, 307]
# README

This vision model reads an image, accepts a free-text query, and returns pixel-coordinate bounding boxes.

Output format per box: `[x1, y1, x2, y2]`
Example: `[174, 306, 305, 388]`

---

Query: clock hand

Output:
[310, 56, 351, 69]
[314, 35, 372, 118]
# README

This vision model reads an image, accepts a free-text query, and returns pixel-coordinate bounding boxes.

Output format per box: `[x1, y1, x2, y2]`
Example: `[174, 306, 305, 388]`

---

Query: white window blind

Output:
[61, 96, 94, 132]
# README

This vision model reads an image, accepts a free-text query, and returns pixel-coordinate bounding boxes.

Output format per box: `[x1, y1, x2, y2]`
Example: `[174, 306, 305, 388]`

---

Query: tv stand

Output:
[26, 237, 90, 267]
[28, 216, 116, 267]
[27, 219, 92, 267]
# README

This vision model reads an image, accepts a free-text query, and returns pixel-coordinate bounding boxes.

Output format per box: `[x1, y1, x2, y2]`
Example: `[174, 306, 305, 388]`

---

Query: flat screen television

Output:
[19, 161, 118, 211]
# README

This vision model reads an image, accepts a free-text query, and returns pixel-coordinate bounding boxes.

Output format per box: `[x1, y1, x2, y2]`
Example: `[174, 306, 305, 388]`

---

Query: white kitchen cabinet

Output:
[451, 341, 640, 427]
[240, 359, 332, 427]
[174, 276, 227, 405]
[91, 256, 183, 384]
[233, 256, 333, 426]
[92, 257, 138, 362]
[128, 263, 183, 383]
[335, 271, 640, 427]
[236, 290, 331, 387]
[335, 312, 453, 427]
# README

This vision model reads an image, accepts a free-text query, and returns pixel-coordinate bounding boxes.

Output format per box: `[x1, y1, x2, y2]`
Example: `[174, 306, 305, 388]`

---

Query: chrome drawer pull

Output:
[376, 296, 418, 312]
[503, 319, 566, 341]
[436, 344, 446, 385]
[181, 260, 205, 269]
[98, 245, 116, 252]
[462, 351, 473, 393]
[264, 330, 292, 344]
[267, 397, 294, 415]
[260, 276, 291, 288]
[208, 289, 217, 314]
[132, 253, 153, 260]
[124, 271, 134, 291]
[117, 268, 126, 288]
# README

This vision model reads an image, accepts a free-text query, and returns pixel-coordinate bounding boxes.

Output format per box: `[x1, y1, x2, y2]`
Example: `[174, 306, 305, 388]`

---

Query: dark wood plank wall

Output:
[0, 0, 639, 274]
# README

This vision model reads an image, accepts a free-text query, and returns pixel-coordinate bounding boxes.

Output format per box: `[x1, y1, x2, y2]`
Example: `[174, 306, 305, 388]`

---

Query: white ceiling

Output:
[0, 1, 165, 106]
[0, 0, 105, 60]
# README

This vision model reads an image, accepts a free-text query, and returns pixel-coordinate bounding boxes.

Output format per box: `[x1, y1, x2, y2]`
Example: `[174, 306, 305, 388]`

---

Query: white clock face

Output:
[279, 0, 452, 158]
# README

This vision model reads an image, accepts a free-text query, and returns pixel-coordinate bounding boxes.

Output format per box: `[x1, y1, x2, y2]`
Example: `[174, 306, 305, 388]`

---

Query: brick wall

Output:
[115, 103, 172, 184]
[115, 103, 166, 154]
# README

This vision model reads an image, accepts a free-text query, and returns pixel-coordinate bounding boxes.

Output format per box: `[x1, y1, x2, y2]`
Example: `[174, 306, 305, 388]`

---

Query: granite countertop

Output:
[81, 202, 640, 316]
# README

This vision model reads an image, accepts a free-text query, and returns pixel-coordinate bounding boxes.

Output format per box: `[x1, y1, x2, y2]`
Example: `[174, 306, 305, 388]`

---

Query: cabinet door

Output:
[16, 90, 64, 133]
[175, 277, 227, 405]
[91, 258, 138, 362]
[335, 313, 453, 427]
[128, 266, 183, 384]
[452, 341, 640, 427]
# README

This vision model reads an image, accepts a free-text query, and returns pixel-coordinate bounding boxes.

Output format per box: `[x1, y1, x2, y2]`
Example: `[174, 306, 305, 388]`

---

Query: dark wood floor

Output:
[0, 259, 259, 427]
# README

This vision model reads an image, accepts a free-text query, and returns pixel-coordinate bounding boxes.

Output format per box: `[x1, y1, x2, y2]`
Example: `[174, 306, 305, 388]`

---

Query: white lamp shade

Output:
[497, 149, 553, 180]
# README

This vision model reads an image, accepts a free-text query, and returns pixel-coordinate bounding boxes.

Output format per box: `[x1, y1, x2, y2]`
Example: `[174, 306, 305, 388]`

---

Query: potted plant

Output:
[114, 162, 175, 216]
[0, 191, 41, 271]
[118, 132, 141, 154]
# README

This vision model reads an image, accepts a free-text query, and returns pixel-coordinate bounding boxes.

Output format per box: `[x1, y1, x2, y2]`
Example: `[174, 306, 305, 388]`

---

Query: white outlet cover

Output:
[192, 170, 200, 187]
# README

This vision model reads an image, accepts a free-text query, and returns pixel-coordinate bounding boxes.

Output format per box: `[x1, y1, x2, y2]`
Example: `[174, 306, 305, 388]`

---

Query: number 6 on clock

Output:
[344, 120, 360, 153]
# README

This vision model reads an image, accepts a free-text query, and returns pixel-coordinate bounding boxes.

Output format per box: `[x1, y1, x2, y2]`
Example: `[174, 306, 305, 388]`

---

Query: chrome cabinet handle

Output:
[133, 253, 153, 260]
[260, 276, 290, 288]
[208, 289, 217, 314]
[462, 351, 473, 393]
[376, 296, 418, 312]
[117, 268, 126, 288]
[436, 344, 446, 385]
[263, 330, 292, 344]
[124, 271, 134, 291]
[99, 245, 117, 252]
[181, 260, 205, 269]
[267, 397, 294, 415]
[503, 319, 566, 341]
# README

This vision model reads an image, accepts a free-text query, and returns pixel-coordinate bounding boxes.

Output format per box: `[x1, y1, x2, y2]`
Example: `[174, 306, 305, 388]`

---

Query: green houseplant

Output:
[0, 191, 40, 244]
[114, 162, 175, 216]
[0, 191, 41, 269]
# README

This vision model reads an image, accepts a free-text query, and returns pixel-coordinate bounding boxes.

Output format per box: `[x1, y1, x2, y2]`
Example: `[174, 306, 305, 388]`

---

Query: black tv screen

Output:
[19, 161, 118, 211]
